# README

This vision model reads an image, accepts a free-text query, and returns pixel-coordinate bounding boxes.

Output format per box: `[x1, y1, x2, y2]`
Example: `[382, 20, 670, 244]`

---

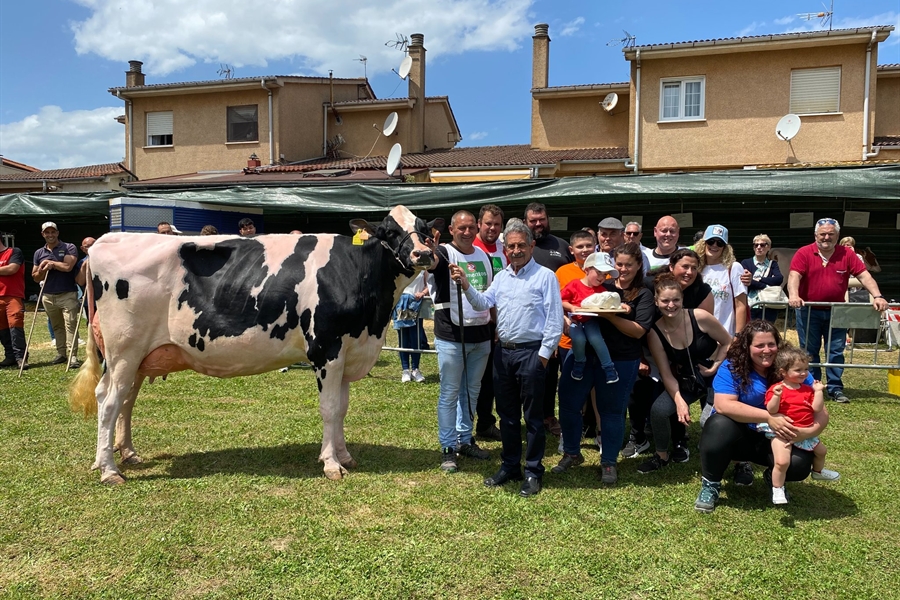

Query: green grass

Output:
[2, 324, 900, 599]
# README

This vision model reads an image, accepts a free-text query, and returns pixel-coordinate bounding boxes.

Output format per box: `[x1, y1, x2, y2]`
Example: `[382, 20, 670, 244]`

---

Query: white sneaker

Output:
[401, 369, 411, 383]
[811, 468, 840, 481]
[772, 486, 789, 505]
[411, 368, 426, 383]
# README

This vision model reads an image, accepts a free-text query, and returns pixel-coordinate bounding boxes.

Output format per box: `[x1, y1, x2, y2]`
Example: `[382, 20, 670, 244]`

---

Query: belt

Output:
[499, 340, 542, 350]
[432, 302, 450, 310]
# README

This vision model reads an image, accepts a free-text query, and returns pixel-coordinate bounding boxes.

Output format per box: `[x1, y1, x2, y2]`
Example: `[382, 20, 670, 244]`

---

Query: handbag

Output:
[756, 286, 787, 304]
[678, 311, 709, 402]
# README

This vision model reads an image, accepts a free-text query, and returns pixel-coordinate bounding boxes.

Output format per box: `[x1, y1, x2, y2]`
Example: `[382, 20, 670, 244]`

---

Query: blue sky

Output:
[1, 0, 898, 169]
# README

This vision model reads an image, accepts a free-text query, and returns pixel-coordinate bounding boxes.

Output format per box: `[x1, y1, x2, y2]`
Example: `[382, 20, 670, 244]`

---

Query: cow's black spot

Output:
[319, 368, 326, 381]
[188, 333, 198, 348]
[92, 275, 104, 303]
[115, 279, 129, 300]
[316, 378, 323, 393]
[104, 281, 109, 291]
[196, 338, 205, 352]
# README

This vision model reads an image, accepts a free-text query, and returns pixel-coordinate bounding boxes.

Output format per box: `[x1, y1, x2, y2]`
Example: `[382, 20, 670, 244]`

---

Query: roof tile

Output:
[0, 162, 129, 181]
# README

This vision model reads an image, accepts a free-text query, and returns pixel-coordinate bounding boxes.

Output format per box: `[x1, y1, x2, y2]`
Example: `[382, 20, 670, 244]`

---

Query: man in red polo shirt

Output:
[788, 217, 888, 403]
[0, 235, 27, 369]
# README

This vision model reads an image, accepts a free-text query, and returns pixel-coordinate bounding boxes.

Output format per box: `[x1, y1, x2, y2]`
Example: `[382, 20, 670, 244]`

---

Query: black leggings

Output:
[699, 413, 814, 482]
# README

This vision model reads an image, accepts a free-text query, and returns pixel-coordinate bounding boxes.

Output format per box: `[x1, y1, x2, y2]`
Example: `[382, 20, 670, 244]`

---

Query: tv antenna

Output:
[355, 55, 368, 79]
[217, 64, 235, 79]
[607, 31, 636, 49]
[798, 1, 834, 30]
[385, 33, 410, 53]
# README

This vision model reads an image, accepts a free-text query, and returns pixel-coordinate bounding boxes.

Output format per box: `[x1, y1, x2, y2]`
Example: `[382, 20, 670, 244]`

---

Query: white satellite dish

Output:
[601, 92, 619, 112]
[776, 114, 801, 141]
[386, 143, 402, 176]
[398, 55, 413, 79]
[383, 112, 398, 136]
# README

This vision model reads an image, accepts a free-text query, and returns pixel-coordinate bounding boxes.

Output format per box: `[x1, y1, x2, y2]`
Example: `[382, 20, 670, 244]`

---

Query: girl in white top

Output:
[696, 224, 748, 336]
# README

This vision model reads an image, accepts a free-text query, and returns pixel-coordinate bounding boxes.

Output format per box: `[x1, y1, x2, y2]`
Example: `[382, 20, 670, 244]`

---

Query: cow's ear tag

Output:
[352, 230, 365, 246]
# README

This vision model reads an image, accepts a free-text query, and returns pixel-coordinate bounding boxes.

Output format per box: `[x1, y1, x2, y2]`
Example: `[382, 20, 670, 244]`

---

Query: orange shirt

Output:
[555, 262, 586, 350]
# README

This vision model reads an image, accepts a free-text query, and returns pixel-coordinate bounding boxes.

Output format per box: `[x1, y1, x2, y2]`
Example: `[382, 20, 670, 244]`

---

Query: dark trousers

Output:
[475, 338, 498, 433]
[494, 345, 547, 479]
[699, 413, 814, 482]
[542, 353, 560, 420]
[628, 377, 662, 441]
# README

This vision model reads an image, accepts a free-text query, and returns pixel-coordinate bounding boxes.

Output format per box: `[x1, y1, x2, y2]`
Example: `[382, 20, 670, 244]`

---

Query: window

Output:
[659, 76, 705, 122]
[227, 105, 259, 142]
[790, 67, 841, 115]
[146, 111, 173, 146]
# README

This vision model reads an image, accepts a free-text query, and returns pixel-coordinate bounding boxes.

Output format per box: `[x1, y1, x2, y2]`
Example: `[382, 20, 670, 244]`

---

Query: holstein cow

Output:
[70, 206, 440, 484]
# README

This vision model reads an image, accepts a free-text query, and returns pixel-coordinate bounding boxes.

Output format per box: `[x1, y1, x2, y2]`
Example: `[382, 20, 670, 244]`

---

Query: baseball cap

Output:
[170, 225, 183, 234]
[41, 221, 58, 232]
[583, 252, 619, 278]
[597, 217, 625, 230]
[703, 224, 729, 244]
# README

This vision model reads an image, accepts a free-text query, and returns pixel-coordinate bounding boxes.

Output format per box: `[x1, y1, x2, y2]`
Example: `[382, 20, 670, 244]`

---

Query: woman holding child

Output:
[695, 320, 836, 514]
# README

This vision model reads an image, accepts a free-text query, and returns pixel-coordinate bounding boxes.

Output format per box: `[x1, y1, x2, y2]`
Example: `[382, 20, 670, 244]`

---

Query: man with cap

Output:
[0, 234, 27, 369]
[645, 216, 683, 272]
[238, 218, 257, 236]
[157, 222, 181, 235]
[32, 222, 80, 367]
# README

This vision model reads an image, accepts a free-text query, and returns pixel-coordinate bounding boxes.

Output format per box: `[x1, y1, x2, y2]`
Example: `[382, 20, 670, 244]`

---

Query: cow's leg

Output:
[317, 366, 350, 480]
[93, 366, 139, 485]
[333, 379, 357, 470]
[114, 374, 146, 464]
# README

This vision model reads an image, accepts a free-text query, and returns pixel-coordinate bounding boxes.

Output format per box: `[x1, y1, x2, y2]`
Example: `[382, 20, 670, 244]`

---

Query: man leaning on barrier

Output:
[787, 217, 889, 403]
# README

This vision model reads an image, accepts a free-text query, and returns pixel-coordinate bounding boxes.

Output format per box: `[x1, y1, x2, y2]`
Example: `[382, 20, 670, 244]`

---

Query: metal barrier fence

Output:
[381, 298, 438, 355]
[757, 301, 900, 370]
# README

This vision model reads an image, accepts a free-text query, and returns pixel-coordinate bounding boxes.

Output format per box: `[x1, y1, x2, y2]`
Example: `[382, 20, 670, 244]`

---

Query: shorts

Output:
[757, 422, 820, 451]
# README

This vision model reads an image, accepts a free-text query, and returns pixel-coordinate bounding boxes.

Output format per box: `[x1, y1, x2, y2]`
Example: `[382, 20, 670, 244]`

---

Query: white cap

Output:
[170, 225, 183, 234]
[41, 221, 58, 232]
[583, 252, 619, 278]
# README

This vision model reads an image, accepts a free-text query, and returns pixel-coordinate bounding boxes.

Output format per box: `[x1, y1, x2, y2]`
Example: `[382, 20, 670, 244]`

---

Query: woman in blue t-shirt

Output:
[694, 320, 829, 514]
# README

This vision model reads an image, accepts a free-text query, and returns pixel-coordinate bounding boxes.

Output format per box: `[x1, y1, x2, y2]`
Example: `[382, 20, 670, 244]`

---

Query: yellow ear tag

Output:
[352, 230, 365, 246]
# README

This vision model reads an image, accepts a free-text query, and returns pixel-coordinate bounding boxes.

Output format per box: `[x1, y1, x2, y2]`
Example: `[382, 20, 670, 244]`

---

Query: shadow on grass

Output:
[844, 390, 900, 404]
[717, 482, 859, 523]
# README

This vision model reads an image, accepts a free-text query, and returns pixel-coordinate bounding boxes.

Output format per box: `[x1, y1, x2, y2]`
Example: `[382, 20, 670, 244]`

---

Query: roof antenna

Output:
[217, 64, 235, 79]
[798, 0, 834, 30]
[386, 34, 413, 80]
[385, 33, 410, 53]
[355, 55, 368, 79]
[607, 30, 636, 49]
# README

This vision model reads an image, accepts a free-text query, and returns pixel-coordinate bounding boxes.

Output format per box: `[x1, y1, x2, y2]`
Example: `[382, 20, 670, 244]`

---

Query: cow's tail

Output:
[69, 262, 101, 417]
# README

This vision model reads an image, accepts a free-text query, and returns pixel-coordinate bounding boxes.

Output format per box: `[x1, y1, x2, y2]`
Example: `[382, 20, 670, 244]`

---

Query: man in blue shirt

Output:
[451, 219, 563, 497]
[32, 222, 80, 367]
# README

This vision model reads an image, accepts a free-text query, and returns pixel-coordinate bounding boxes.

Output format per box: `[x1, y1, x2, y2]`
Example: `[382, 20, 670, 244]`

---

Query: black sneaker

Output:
[733, 461, 754, 486]
[457, 442, 490, 460]
[621, 436, 650, 459]
[671, 442, 690, 463]
[551, 453, 585, 474]
[637, 454, 669, 474]
[440, 447, 458, 473]
[475, 424, 503, 442]
[0, 356, 17, 368]
[51, 355, 67, 365]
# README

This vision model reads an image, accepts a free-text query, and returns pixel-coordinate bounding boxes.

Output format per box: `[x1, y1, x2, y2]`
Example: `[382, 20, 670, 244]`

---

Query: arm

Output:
[760, 260, 783, 287]
[0, 260, 20, 277]
[855, 271, 889, 311]
[734, 293, 748, 333]
[697, 290, 714, 315]
[599, 309, 647, 339]
[714, 392, 799, 440]
[648, 329, 691, 424]
[787, 270, 804, 308]
[766, 385, 783, 415]
[453, 266, 495, 312]
[539, 275, 564, 362]
[811, 381, 826, 413]
[75, 259, 88, 287]
[793, 408, 829, 442]
[694, 309, 733, 377]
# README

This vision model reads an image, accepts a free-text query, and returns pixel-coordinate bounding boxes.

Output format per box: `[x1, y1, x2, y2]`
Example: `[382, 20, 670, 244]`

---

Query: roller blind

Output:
[790, 67, 841, 114]
[147, 111, 173, 136]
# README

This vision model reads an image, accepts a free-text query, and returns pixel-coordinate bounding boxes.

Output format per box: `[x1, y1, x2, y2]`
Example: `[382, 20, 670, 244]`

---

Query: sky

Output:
[1, 0, 898, 170]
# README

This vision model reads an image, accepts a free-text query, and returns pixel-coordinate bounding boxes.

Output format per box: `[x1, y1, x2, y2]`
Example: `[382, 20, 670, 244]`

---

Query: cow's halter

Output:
[389, 229, 433, 268]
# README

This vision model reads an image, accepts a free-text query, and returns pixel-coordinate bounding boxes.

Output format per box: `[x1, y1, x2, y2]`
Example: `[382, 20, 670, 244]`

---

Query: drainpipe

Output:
[117, 91, 133, 171]
[262, 79, 274, 164]
[862, 30, 880, 160]
[323, 104, 328, 156]
[624, 49, 641, 173]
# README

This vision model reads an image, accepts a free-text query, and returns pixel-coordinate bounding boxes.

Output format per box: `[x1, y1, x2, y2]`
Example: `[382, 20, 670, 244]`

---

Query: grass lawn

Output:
[2, 321, 900, 599]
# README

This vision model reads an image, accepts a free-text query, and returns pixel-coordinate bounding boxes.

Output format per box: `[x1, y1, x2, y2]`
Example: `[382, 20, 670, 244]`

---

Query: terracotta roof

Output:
[877, 63, 900, 69]
[752, 158, 900, 169]
[0, 162, 130, 181]
[257, 145, 628, 173]
[109, 75, 369, 94]
[874, 136, 900, 147]
[1, 157, 39, 172]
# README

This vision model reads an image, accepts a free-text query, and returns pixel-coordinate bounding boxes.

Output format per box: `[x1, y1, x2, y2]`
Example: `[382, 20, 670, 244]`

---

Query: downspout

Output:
[624, 49, 641, 173]
[117, 90, 133, 171]
[862, 29, 880, 160]
[262, 79, 274, 164]
[323, 104, 328, 156]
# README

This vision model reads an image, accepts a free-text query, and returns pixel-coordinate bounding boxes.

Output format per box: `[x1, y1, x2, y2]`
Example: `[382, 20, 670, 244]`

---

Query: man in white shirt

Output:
[644, 216, 682, 272]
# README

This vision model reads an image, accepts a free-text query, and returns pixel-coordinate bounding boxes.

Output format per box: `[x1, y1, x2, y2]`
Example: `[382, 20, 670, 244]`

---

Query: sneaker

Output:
[69, 359, 81, 369]
[411, 369, 426, 383]
[671, 442, 690, 463]
[456, 442, 490, 460]
[772, 486, 789, 505]
[0, 356, 17, 368]
[440, 447, 458, 473]
[603, 365, 619, 384]
[694, 478, 721, 514]
[571, 360, 585, 381]
[544, 416, 562, 437]
[600, 464, 618, 484]
[401, 369, 411, 383]
[811, 468, 841, 481]
[621, 436, 650, 459]
[17, 359, 29, 371]
[637, 454, 669, 474]
[831, 391, 850, 404]
[733, 461, 754, 486]
[51, 355, 67, 365]
[551, 453, 585, 474]
[475, 424, 502, 442]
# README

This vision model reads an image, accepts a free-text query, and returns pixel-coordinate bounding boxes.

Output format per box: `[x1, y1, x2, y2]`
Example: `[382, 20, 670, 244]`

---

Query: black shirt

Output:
[532, 234, 573, 272]
[597, 281, 655, 361]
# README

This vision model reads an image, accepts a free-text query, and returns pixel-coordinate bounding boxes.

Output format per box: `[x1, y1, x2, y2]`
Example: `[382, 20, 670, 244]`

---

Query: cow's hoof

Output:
[121, 454, 143, 465]
[90, 460, 100, 471]
[324, 468, 345, 480]
[101, 472, 127, 485]
[340, 458, 358, 470]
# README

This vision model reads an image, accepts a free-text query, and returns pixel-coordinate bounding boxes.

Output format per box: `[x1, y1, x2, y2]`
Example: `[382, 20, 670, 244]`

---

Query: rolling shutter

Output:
[790, 67, 841, 114]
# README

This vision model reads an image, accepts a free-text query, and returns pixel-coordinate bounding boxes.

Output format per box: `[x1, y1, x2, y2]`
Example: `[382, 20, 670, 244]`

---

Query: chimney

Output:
[407, 33, 426, 153]
[531, 24, 549, 148]
[247, 153, 261, 168]
[126, 60, 145, 88]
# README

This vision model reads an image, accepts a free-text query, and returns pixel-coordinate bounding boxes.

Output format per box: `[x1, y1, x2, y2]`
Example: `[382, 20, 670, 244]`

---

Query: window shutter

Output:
[790, 67, 841, 114]
[147, 111, 173, 136]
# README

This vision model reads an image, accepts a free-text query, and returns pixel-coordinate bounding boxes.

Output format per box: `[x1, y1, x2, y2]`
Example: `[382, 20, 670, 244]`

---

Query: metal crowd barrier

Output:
[381, 298, 438, 355]
[756, 300, 900, 370]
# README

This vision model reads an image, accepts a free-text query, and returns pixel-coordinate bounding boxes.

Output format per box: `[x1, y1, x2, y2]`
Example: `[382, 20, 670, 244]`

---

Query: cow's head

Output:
[349, 206, 442, 272]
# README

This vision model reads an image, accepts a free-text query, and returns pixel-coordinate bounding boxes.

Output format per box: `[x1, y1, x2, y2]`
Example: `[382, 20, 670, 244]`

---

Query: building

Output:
[0, 162, 134, 194]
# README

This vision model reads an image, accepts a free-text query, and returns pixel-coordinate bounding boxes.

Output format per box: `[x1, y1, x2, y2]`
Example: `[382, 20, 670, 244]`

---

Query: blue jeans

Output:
[397, 326, 421, 371]
[795, 306, 846, 395]
[569, 319, 613, 368]
[750, 306, 779, 324]
[435, 338, 491, 449]
[558, 353, 640, 466]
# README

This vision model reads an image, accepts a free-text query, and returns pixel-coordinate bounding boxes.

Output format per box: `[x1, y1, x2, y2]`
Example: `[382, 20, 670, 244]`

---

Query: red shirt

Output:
[790, 243, 865, 303]
[0, 246, 25, 298]
[561, 278, 605, 324]
[765, 383, 815, 428]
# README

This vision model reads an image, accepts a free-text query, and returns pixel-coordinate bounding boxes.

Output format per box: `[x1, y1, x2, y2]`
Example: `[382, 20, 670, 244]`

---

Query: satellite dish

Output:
[386, 143, 402, 176]
[383, 112, 398, 136]
[398, 55, 413, 79]
[601, 92, 618, 112]
[776, 114, 801, 141]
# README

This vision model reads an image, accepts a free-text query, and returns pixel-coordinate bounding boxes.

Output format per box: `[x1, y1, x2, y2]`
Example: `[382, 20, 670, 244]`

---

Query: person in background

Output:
[740, 234, 783, 323]
[624, 221, 652, 274]
[644, 216, 683, 272]
[696, 225, 748, 337]
[0, 235, 27, 370]
[157, 222, 181, 235]
[200, 225, 219, 235]
[32, 222, 80, 368]
[238, 218, 256, 236]
[392, 272, 428, 384]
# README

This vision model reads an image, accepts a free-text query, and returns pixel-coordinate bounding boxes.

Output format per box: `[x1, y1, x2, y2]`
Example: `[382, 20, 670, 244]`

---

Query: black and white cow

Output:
[70, 206, 440, 484]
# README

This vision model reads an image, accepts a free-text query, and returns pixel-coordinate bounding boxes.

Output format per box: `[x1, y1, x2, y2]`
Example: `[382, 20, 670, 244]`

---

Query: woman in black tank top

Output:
[637, 274, 732, 474]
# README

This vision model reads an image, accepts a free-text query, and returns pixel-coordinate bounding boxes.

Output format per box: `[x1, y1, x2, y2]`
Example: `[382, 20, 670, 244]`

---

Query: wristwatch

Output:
[874, 295, 885, 299]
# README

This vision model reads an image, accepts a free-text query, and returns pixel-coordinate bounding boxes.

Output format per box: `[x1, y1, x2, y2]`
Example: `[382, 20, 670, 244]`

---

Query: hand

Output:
[740, 270, 752, 286]
[697, 364, 715, 378]
[414, 290, 427, 300]
[873, 297, 889, 312]
[448, 264, 469, 290]
[772, 383, 784, 397]
[675, 399, 691, 425]
[39, 259, 54, 273]
[539, 356, 548, 369]
[812, 380, 825, 393]
[562, 316, 571, 337]
[788, 296, 804, 309]
[767, 413, 797, 440]
[638, 360, 650, 377]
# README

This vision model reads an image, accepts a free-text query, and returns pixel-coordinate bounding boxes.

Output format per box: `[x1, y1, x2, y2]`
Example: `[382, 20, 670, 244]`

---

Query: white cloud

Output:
[737, 21, 766, 37]
[778, 11, 899, 45]
[71, 0, 535, 76]
[467, 131, 488, 140]
[559, 17, 585, 37]
[774, 16, 795, 25]
[0, 106, 123, 169]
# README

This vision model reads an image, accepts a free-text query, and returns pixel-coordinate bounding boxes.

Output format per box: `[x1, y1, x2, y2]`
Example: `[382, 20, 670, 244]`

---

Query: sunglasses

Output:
[624, 231, 640, 237]
[816, 218, 838, 226]
[707, 239, 726, 248]
[753, 242, 769, 248]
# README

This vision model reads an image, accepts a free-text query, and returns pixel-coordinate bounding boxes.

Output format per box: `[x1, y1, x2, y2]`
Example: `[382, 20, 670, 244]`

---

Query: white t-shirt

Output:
[702, 262, 748, 335]
[644, 246, 683, 272]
